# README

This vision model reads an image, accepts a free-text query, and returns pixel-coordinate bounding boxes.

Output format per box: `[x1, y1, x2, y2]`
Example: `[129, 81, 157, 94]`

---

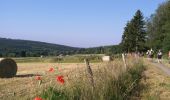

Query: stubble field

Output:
[0, 62, 102, 100]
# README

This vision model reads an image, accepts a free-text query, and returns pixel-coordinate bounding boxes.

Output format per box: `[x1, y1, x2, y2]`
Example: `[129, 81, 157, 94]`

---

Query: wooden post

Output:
[122, 53, 127, 70]
[84, 59, 94, 88]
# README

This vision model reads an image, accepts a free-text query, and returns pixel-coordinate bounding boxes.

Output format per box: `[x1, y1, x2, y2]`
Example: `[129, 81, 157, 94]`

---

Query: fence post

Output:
[84, 59, 94, 88]
[122, 53, 127, 70]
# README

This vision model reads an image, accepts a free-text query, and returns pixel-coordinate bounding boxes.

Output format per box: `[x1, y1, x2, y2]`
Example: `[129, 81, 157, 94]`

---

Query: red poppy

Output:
[34, 97, 42, 100]
[35, 76, 41, 80]
[56, 75, 65, 84]
[48, 67, 54, 72]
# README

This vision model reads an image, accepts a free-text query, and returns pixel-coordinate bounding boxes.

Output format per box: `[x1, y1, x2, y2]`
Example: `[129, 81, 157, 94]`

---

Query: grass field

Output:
[0, 62, 104, 100]
[12, 54, 105, 63]
[0, 56, 146, 100]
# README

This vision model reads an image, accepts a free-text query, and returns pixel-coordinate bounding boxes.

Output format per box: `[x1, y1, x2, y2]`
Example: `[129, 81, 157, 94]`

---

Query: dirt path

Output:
[151, 62, 170, 76]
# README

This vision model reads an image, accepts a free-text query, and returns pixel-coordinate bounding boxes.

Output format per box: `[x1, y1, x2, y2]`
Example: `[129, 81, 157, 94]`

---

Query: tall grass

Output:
[38, 57, 145, 100]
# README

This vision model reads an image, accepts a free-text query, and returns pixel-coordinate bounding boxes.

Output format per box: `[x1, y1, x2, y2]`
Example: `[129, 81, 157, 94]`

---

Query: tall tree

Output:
[146, 1, 170, 52]
[121, 10, 146, 53]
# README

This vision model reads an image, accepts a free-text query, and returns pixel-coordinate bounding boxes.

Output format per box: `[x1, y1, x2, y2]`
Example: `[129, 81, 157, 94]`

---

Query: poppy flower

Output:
[48, 67, 54, 72]
[35, 76, 41, 80]
[56, 75, 65, 84]
[34, 97, 42, 100]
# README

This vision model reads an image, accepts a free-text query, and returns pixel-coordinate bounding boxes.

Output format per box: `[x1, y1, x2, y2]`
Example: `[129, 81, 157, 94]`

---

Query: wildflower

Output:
[34, 97, 42, 100]
[56, 75, 65, 84]
[35, 76, 41, 80]
[49, 67, 54, 72]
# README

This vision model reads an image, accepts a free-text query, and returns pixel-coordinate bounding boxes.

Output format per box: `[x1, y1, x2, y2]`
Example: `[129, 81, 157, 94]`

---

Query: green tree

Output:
[121, 22, 135, 52]
[21, 51, 26, 57]
[121, 10, 146, 53]
[146, 1, 170, 52]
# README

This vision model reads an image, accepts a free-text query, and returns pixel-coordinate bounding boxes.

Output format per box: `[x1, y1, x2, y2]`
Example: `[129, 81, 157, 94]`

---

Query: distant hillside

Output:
[0, 38, 80, 57]
[0, 37, 121, 57]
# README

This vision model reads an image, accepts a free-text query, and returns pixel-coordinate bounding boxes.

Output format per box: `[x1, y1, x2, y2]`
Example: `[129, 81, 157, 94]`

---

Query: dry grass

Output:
[38, 57, 145, 100]
[141, 60, 170, 100]
[0, 62, 102, 100]
[162, 59, 170, 68]
[0, 57, 145, 100]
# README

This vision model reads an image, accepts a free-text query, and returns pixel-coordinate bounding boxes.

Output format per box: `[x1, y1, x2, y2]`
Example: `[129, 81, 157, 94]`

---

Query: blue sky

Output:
[0, 0, 166, 47]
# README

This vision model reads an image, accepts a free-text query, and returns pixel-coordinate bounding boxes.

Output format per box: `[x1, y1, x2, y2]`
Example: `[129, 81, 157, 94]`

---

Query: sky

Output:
[0, 0, 166, 48]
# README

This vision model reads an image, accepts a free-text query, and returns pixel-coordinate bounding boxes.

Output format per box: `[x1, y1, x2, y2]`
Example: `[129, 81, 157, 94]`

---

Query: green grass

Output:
[13, 55, 103, 63]
[40, 87, 68, 100]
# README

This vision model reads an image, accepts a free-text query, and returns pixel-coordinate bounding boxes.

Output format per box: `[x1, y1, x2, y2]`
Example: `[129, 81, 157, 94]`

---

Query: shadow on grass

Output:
[15, 74, 41, 78]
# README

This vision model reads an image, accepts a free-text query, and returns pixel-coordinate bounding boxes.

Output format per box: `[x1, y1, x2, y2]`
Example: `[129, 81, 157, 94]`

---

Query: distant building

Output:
[102, 56, 111, 62]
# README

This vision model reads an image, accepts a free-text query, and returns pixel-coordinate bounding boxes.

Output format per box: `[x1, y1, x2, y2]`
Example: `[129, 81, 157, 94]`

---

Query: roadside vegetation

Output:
[141, 61, 170, 99]
[34, 57, 146, 100]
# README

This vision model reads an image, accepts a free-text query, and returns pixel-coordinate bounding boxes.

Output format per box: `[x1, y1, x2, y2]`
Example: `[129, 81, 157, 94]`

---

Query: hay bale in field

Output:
[0, 58, 17, 78]
[102, 56, 111, 62]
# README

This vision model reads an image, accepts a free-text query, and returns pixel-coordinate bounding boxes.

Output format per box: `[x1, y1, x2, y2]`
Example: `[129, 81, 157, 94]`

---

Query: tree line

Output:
[121, 1, 170, 54]
[0, 38, 121, 57]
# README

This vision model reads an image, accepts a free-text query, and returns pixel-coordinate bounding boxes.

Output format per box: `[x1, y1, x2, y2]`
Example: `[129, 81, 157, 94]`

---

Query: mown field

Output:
[0, 56, 146, 100]
[0, 62, 102, 100]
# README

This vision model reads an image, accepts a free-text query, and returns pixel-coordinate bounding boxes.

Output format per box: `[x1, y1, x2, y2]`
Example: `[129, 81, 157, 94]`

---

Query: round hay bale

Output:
[0, 58, 17, 78]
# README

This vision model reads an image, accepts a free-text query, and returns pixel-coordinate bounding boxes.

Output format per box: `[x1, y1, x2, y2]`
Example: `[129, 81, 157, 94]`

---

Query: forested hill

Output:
[0, 37, 121, 57]
[0, 37, 80, 57]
